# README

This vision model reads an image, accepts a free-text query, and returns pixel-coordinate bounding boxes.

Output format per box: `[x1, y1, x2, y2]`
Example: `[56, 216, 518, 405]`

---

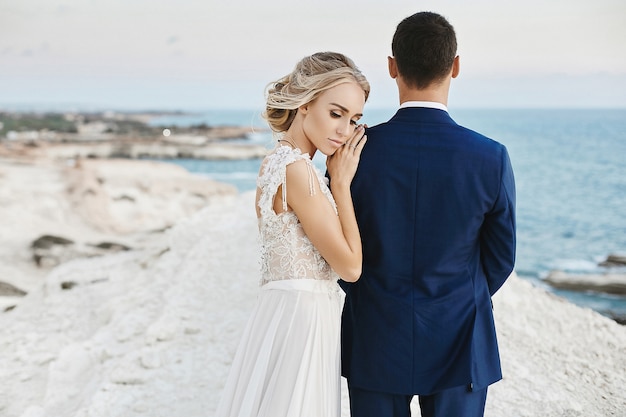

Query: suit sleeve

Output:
[480, 145, 516, 295]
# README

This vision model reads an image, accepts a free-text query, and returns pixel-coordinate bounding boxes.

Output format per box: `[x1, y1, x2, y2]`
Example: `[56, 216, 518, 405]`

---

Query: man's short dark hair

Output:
[392, 12, 457, 89]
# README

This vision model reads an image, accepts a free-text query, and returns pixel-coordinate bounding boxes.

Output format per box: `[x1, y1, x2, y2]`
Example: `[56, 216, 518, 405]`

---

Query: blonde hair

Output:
[263, 52, 370, 132]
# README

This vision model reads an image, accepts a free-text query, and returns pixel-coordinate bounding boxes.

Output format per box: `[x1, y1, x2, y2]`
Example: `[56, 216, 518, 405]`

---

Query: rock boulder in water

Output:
[598, 254, 626, 267]
[545, 270, 626, 295]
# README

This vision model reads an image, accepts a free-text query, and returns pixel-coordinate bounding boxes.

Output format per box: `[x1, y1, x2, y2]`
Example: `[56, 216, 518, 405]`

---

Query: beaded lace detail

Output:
[257, 146, 339, 286]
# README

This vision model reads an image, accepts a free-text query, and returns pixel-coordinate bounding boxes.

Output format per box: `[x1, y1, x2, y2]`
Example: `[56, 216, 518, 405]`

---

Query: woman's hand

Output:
[326, 124, 367, 187]
[287, 124, 367, 282]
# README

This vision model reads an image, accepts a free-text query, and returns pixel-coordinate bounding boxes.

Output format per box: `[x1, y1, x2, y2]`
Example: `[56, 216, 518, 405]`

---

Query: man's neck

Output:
[396, 77, 450, 107]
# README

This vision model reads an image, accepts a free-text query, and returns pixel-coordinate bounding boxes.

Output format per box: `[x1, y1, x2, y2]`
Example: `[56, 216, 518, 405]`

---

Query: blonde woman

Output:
[215, 52, 370, 417]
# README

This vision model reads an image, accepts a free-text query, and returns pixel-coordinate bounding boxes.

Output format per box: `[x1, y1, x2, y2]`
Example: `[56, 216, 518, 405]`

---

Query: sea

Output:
[148, 108, 626, 320]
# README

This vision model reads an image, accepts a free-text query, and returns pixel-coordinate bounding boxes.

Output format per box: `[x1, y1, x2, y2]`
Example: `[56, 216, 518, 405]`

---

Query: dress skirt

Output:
[215, 279, 344, 417]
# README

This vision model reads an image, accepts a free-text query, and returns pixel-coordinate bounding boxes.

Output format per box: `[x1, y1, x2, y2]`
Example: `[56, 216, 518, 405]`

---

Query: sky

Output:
[1, 0, 625, 111]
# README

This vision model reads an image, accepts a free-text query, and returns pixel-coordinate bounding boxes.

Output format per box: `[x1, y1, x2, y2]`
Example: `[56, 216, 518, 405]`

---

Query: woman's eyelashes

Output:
[330, 111, 359, 126]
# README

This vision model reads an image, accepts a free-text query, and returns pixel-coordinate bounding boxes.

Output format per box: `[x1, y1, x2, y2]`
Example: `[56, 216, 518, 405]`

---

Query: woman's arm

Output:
[286, 127, 367, 282]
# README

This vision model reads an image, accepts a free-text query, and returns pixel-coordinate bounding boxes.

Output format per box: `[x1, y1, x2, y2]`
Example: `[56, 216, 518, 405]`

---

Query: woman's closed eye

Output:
[331, 111, 359, 125]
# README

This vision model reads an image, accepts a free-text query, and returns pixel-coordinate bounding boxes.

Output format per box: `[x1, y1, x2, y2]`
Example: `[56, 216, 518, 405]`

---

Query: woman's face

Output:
[300, 81, 365, 156]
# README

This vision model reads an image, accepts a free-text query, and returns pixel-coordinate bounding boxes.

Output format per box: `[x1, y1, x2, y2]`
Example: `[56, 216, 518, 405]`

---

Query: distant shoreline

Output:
[0, 110, 271, 161]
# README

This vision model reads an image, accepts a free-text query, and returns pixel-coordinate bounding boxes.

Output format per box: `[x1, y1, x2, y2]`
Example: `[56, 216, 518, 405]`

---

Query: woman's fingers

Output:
[344, 124, 365, 150]
[354, 134, 367, 153]
[351, 125, 366, 152]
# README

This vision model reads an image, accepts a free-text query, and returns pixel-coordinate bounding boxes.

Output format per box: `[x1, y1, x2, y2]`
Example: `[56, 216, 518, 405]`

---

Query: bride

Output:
[215, 51, 370, 417]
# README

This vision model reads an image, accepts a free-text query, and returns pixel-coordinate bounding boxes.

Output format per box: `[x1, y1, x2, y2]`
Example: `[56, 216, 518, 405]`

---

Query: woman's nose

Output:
[337, 120, 352, 136]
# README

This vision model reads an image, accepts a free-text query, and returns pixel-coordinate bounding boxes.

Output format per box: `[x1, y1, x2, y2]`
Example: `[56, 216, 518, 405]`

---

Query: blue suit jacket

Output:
[340, 107, 516, 395]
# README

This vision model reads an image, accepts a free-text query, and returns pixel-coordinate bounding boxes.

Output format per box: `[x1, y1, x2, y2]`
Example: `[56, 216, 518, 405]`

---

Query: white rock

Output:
[0, 160, 625, 417]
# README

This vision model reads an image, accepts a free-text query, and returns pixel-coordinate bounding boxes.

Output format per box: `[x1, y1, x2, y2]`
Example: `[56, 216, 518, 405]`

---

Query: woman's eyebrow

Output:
[330, 102, 363, 118]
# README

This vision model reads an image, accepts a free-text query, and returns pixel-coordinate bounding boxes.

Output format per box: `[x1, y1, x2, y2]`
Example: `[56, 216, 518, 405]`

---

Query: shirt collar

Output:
[399, 101, 448, 112]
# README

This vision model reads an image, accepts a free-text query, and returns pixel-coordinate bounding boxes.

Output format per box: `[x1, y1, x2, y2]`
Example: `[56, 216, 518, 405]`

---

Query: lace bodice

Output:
[256, 146, 340, 286]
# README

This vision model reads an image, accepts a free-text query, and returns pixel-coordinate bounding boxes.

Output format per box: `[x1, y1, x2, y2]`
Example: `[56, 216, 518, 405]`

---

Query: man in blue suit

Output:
[341, 11, 516, 417]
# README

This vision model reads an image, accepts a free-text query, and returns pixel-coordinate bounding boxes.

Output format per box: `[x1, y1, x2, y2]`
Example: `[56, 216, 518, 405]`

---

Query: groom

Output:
[341, 11, 516, 417]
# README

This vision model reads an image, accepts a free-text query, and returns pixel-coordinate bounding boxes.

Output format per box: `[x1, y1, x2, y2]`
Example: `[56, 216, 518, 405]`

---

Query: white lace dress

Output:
[215, 145, 344, 417]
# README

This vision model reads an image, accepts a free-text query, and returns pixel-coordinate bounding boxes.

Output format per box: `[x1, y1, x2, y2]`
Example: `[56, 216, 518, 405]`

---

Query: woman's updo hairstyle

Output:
[263, 52, 370, 132]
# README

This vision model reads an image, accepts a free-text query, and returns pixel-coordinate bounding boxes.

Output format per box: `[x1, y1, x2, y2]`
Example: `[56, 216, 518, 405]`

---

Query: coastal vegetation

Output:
[0, 111, 194, 138]
[0, 112, 78, 133]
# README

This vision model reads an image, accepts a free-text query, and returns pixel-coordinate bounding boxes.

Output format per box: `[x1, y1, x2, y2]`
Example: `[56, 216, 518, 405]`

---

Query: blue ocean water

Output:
[151, 108, 626, 319]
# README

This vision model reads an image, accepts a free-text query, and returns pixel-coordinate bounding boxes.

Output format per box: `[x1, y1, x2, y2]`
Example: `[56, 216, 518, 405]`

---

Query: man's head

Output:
[391, 12, 457, 89]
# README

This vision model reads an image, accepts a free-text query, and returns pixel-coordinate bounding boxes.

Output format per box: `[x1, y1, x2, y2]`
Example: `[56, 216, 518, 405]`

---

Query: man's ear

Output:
[451, 55, 460, 79]
[388, 56, 398, 79]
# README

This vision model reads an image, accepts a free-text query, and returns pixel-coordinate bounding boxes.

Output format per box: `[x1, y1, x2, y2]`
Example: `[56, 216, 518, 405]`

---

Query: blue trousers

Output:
[348, 384, 488, 417]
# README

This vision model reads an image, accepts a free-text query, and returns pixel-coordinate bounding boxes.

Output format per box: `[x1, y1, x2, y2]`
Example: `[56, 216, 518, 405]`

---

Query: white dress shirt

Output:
[399, 101, 448, 112]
